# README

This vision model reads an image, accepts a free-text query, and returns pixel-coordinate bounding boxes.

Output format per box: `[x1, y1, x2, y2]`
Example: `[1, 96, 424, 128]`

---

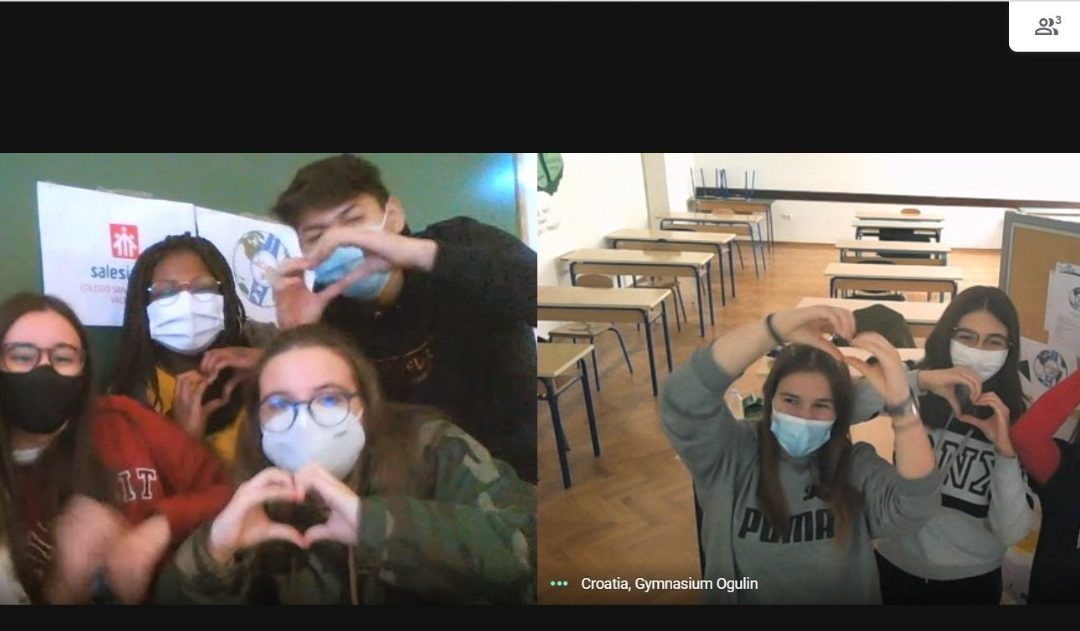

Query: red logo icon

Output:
[110, 224, 140, 259]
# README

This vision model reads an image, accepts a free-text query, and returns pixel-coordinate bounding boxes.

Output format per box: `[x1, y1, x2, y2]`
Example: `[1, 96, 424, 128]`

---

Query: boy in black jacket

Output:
[268, 154, 537, 483]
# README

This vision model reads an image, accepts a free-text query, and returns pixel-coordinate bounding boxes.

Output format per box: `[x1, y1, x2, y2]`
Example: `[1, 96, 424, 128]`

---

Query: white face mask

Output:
[261, 408, 366, 480]
[950, 339, 1009, 382]
[146, 292, 226, 355]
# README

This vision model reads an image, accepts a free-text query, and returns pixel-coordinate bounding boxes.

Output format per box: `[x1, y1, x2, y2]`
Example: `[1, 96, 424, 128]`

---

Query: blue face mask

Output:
[313, 246, 391, 301]
[312, 211, 391, 301]
[769, 409, 835, 458]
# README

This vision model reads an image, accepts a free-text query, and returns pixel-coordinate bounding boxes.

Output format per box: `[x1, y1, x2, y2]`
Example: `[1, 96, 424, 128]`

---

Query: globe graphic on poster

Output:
[1033, 348, 1068, 388]
[232, 230, 291, 308]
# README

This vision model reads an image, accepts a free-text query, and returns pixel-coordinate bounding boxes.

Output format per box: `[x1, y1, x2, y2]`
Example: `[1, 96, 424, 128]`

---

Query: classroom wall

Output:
[767, 202, 1006, 249]
[692, 153, 1080, 249]
[641, 153, 670, 223]
[0, 153, 519, 387]
[536, 153, 649, 336]
[662, 153, 695, 213]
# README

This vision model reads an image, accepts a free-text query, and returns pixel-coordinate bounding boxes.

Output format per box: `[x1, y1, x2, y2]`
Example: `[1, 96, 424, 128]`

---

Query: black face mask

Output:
[0, 366, 83, 434]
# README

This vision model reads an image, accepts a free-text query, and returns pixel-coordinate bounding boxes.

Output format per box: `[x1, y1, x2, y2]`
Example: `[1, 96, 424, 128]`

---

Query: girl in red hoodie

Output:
[0, 293, 233, 604]
[1010, 367, 1080, 604]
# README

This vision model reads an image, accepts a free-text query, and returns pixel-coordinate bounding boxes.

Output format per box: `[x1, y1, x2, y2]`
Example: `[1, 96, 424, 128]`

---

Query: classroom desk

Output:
[823, 262, 964, 301]
[656, 212, 768, 278]
[853, 220, 944, 241]
[606, 228, 737, 304]
[835, 238, 952, 265]
[538, 285, 674, 396]
[855, 211, 945, 222]
[538, 342, 599, 489]
[796, 296, 948, 337]
[560, 248, 714, 337]
[693, 197, 776, 251]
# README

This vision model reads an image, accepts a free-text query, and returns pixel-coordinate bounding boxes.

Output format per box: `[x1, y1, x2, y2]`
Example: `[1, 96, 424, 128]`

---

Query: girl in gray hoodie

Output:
[852, 286, 1036, 604]
[661, 306, 941, 604]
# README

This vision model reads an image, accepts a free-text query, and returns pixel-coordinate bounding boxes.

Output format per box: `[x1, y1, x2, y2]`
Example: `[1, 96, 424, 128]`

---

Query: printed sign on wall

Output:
[38, 182, 197, 327]
[195, 206, 308, 324]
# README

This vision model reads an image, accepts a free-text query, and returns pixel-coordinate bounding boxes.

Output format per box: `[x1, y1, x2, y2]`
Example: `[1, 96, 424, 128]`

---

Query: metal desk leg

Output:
[589, 342, 601, 392]
[715, 247, 726, 307]
[729, 247, 737, 299]
[543, 379, 572, 489]
[758, 223, 768, 271]
[768, 206, 775, 253]
[705, 265, 715, 325]
[694, 267, 706, 338]
[749, 224, 761, 279]
[579, 358, 601, 457]
[661, 301, 674, 373]
[643, 310, 659, 397]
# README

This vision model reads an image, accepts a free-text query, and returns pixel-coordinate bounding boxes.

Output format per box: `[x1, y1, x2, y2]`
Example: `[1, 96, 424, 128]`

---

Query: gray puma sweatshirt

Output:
[852, 373, 1037, 581]
[660, 344, 941, 604]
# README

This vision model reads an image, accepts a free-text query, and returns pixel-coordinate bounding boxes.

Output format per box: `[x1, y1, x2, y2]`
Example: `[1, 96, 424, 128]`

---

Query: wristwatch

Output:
[885, 395, 917, 419]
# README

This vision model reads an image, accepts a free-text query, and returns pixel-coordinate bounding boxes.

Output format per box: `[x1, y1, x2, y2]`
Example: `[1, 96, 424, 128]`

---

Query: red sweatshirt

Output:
[15, 394, 234, 599]
[90, 394, 234, 540]
[1011, 369, 1080, 485]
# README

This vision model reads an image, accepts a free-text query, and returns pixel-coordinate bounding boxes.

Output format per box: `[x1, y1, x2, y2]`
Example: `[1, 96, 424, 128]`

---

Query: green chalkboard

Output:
[0, 153, 519, 387]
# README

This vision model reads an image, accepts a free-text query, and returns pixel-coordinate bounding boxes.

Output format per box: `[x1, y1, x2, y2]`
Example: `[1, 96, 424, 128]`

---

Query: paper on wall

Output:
[37, 182, 197, 327]
[1044, 264, 1080, 332]
[194, 206, 311, 325]
[1055, 262, 1080, 277]
[1020, 336, 1077, 401]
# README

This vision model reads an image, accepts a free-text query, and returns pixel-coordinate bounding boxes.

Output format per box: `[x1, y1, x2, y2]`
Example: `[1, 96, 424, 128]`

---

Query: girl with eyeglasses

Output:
[0, 293, 231, 604]
[153, 324, 535, 604]
[852, 285, 1036, 603]
[111, 233, 269, 466]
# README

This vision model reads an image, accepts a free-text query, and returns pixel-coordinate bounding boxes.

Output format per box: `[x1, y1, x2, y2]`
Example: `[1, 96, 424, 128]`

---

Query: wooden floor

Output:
[536, 242, 1000, 604]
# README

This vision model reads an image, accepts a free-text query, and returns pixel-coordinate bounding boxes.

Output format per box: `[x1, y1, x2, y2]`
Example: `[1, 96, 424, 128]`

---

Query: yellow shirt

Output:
[151, 367, 243, 466]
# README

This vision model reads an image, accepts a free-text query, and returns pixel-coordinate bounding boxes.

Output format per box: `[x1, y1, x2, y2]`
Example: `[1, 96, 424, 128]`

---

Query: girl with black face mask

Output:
[0, 293, 233, 604]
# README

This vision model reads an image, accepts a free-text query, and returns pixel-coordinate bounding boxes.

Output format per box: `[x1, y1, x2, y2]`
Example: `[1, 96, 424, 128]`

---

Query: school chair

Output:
[549, 274, 634, 392]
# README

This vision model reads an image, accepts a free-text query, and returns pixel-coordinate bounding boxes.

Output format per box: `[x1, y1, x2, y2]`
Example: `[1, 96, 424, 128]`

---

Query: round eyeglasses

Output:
[951, 327, 1011, 352]
[147, 278, 223, 306]
[0, 343, 86, 377]
[258, 390, 361, 433]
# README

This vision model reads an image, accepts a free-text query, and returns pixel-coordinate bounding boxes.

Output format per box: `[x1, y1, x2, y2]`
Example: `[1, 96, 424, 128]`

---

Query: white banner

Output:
[194, 206, 308, 325]
[37, 182, 197, 327]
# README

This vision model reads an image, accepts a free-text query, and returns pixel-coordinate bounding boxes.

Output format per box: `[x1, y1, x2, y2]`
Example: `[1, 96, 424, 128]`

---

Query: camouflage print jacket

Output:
[153, 419, 536, 604]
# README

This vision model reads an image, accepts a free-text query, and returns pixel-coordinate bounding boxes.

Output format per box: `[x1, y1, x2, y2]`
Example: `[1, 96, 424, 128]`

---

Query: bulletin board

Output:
[1000, 211, 1080, 344]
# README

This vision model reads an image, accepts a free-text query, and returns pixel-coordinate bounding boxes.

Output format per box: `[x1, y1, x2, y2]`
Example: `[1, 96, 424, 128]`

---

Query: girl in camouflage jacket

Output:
[154, 324, 535, 604]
